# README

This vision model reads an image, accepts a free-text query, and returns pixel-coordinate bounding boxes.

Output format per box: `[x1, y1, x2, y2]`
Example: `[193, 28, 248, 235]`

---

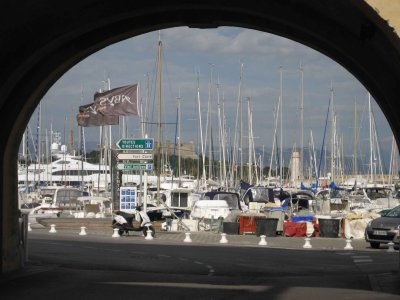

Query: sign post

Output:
[115, 138, 154, 212]
[116, 138, 154, 150]
[116, 163, 153, 171]
[117, 153, 153, 160]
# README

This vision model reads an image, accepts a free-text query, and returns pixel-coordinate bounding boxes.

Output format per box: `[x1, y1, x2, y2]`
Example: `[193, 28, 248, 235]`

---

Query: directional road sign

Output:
[117, 153, 153, 160]
[116, 138, 154, 150]
[116, 163, 154, 171]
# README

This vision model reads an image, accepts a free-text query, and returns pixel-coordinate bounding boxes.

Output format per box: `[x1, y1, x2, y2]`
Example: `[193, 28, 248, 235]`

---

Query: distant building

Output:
[155, 140, 198, 159]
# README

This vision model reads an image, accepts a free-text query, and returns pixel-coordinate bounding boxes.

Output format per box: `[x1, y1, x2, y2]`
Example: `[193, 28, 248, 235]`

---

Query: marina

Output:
[19, 133, 400, 248]
[4, 2, 400, 298]
[18, 35, 400, 250]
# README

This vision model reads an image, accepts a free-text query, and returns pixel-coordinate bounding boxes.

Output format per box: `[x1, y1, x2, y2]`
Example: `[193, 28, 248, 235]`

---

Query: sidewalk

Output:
[28, 222, 393, 251]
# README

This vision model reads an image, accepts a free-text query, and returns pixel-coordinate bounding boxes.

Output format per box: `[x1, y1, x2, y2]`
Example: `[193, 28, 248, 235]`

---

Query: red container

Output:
[239, 216, 265, 234]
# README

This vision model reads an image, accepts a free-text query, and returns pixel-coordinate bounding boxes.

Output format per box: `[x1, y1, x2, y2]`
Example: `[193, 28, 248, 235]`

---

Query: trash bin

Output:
[223, 222, 239, 234]
[264, 208, 285, 232]
[318, 218, 340, 238]
[256, 218, 278, 237]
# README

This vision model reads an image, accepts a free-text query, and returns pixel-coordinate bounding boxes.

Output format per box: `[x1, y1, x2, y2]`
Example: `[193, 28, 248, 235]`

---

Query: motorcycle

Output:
[112, 208, 156, 237]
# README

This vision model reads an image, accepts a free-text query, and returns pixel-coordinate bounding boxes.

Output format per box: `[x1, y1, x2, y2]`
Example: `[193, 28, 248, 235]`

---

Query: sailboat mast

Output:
[156, 39, 163, 200]
[229, 63, 242, 186]
[24, 128, 28, 191]
[260, 145, 265, 184]
[240, 63, 244, 180]
[247, 97, 252, 184]
[310, 130, 318, 181]
[330, 84, 335, 182]
[79, 84, 85, 187]
[372, 112, 384, 184]
[22, 130, 26, 160]
[279, 66, 283, 186]
[368, 93, 374, 183]
[196, 70, 206, 188]
[45, 129, 49, 182]
[389, 136, 398, 186]
[177, 94, 181, 179]
[37, 102, 42, 183]
[353, 99, 358, 176]
[222, 101, 228, 188]
[268, 97, 280, 186]
[206, 64, 214, 180]
[300, 63, 304, 181]
[69, 113, 74, 156]
[216, 79, 223, 187]
[49, 123, 53, 185]
[250, 99, 258, 184]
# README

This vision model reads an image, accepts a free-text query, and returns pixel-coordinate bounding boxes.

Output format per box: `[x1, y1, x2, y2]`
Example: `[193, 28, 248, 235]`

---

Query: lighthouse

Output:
[290, 151, 300, 186]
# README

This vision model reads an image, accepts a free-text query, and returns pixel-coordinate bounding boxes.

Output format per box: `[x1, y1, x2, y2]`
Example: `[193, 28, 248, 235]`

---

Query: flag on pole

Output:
[76, 103, 119, 127]
[94, 83, 139, 116]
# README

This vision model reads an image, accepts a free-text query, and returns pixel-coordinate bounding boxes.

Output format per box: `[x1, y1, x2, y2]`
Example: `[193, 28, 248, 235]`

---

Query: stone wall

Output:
[366, 0, 400, 33]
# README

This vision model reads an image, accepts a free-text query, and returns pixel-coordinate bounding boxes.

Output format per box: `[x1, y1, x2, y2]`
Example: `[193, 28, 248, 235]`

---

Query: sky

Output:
[26, 26, 395, 171]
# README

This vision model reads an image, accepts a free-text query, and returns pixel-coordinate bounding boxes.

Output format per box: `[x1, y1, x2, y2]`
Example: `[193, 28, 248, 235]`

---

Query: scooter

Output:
[112, 207, 155, 237]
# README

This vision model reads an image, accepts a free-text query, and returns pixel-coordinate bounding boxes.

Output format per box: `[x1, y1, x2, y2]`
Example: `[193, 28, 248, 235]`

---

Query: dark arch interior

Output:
[2, 0, 400, 273]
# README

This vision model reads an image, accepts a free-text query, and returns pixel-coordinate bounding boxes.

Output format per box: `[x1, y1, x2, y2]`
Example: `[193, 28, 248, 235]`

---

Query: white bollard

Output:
[344, 239, 354, 250]
[49, 224, 57, 233]
[79, 226, 87, 236]
[145, 229, 154, 240]
[258, 235, 267, 246]
[219, 233, 228, 244]
[183, 232, 192, 243]
[112, 228, 120, 238]
[387, 242, 395, 252]
[27, 223, 32, 232]
[303, 237, 312, 249]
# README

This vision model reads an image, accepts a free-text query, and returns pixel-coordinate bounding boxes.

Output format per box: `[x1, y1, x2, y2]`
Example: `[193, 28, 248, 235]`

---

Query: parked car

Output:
[364, 205, 400, 249]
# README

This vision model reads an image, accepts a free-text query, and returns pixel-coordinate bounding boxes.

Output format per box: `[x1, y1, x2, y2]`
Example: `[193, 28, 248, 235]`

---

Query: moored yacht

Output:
[19, 153, 109, 187]
[18, 142, 110, 188]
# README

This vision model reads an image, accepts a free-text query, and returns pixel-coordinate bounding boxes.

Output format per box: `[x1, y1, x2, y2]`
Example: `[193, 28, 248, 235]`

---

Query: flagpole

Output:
[137, 81, 144, 207]
[98, 125, 102, 196]
[77, 82, 138, 205]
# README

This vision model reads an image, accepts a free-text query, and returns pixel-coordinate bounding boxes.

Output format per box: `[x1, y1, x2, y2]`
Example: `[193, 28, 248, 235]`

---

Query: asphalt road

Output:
[1, 228, 399, 300]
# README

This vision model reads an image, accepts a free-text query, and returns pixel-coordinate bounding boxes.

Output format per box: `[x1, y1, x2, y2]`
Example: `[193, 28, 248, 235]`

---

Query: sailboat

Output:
[345, 93, 398, 211]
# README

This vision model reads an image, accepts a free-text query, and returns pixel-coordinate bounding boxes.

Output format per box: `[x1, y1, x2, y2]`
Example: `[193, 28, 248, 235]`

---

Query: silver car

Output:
[365, 205, 400, 249]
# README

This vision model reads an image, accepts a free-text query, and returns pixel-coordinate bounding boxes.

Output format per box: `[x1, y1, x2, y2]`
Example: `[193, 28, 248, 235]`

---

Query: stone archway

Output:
[1, 0, 400, 273]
